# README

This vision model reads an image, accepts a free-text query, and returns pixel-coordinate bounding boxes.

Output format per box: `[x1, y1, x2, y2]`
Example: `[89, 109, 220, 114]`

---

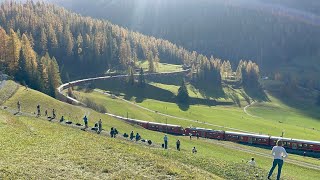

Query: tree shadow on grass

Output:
[190, 81, 226, 99]
[243, 86, 270, 102]
[177, 103, 190, 111]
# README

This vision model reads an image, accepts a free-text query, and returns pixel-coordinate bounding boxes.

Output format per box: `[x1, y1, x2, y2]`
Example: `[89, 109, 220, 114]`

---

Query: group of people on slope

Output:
[22, 102, 289, 180]
[163, 135, 198, 154]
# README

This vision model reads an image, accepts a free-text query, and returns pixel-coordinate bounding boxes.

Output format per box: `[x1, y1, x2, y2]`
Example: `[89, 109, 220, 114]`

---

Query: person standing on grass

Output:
[196, 133, 199, 139]
[164, 135, 168, 149]
[52, 109, 56, 119]
[45, 110, 48, 117]
[114, 128, 118, 138]
[130, 131, 134, 140]
[268, 140, 288, 180]
[17, 101, 21, 113]
[189, 133, 192, 140]
[83, 115, 88, 129]
[97, 119, 102, 134]
[176, 139, 181, 151]
[110, 127, 114, 138]
[37, 104, 41, 117]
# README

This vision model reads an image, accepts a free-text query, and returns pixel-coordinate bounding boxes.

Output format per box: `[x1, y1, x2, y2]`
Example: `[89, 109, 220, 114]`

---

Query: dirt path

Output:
[243, 101, 262, 118]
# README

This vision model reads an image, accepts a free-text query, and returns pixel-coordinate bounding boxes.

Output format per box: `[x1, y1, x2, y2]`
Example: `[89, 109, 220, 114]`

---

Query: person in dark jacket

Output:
[135, 133, 141, 141]
[83, 115, 88, 129]
[114, 128, 118, 138]
[176, 139, 181, 151]
[130, 131, 134, 140]
[110, 127, 114, 138]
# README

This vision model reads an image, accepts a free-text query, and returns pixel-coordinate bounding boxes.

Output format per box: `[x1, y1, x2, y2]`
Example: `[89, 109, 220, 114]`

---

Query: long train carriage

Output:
[270, 137, 320, 153]
[147, 122, 184, 135]
[107, 113, 320, 154]
[225, 131, 270, 146]
[184, 127, 225, 140]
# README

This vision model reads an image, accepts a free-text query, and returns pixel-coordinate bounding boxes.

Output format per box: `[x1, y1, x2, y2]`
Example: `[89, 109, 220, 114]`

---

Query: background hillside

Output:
[47, 0, 320, 89]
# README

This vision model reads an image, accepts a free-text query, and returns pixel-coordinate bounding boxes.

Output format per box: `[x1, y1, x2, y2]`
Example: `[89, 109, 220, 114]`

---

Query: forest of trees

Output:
[0, 1, 264, 99]
[0, 1, 203, 80]
[0, 27, 61, 97]
[48, 0, 320, 91]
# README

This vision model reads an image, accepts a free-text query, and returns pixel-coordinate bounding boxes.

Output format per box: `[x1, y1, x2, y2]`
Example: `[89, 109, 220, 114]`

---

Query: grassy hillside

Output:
[0, 110, 219, 179]
[1, 81, 319, 179]
[74, 80, 320, 141]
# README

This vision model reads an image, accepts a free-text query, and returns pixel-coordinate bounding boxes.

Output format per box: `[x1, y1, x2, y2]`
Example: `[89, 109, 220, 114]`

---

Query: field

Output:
[75, 78, 320, 141]
[1, 81, 320, 179]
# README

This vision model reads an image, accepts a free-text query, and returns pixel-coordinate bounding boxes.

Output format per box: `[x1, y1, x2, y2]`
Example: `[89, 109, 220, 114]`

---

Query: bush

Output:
[83, 98, 107, 113]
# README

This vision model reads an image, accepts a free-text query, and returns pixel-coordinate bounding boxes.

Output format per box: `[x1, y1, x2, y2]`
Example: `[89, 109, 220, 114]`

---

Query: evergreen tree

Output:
[15, 48, 27, 83]
[7, 29, 21, 76]
[39, 28, 48, 55]
[138, 67, 145, 87]
[177, 80, 189, 104]
[48, 56, 62, 97]
[127, 66, 135, 86]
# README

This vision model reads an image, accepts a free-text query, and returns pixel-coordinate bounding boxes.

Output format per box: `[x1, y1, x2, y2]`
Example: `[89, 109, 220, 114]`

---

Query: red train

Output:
[108, 113, 320, 153]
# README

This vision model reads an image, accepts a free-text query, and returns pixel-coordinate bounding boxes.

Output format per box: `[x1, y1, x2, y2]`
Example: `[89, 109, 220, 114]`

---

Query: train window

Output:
[303, 144, 308, 147]
[253, 138, 256, 141]
[283, 142, 287, 145]
[240, 136, 243, 140]
[310, 145, 313, 147]
[298, 144, 302, 147]
[263, 139, 267, 142]
[287, 142, 291, 145]
[258, 139, 261, 141]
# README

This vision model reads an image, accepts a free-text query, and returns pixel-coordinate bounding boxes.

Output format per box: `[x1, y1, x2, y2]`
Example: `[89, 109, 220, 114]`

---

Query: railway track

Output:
[56, 70, 320, 171]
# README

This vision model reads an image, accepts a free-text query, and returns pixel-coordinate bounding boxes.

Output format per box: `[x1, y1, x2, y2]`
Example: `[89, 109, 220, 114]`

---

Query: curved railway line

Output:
[57, 70, 320, 171]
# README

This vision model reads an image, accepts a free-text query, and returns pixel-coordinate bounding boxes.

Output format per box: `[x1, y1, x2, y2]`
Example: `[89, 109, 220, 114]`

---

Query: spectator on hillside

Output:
[60, 116, 64, 122]
[192, 147, 197, 154]
[114, 128, 118, 138]
[135, 133, 141, 141]
[268, 140, 288, 180]
[17, 101, 21, 113]
[130, 131, 134, 140]
[248, 157, 256, 167]
[97, 119, 102, 134]
[110, 127, 114, 138]
[52, 109, 56, 119]
[164, 135, 168, 149]
[37, 104, 41, 117]
[83, 115, 88, 129]
[176, 139, 181, 151]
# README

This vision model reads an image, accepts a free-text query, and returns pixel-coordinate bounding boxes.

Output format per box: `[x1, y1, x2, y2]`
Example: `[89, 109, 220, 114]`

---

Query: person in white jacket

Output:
[267, 140, 288, 180]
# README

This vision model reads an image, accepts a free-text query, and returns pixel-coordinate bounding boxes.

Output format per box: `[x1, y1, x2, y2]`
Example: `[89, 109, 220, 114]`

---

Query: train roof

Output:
[225, 131, 270, 138]
[187, 127, 223, 132]
[148, 121, 182, 127]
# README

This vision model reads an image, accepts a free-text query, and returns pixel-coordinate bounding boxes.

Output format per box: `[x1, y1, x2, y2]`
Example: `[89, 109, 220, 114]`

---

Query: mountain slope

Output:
[47, 0, 320, 87]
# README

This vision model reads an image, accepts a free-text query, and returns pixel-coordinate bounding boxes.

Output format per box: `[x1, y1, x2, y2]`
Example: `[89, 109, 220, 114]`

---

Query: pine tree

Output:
[138, 67, 145, 87]
[48, 56, 62, 97]
[7, 29, 21, 76]
[127, 66, 135, 85]
[39, 28, 48, 55]
[177, 80, 189, 104]
[15, 48, 27, 83]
